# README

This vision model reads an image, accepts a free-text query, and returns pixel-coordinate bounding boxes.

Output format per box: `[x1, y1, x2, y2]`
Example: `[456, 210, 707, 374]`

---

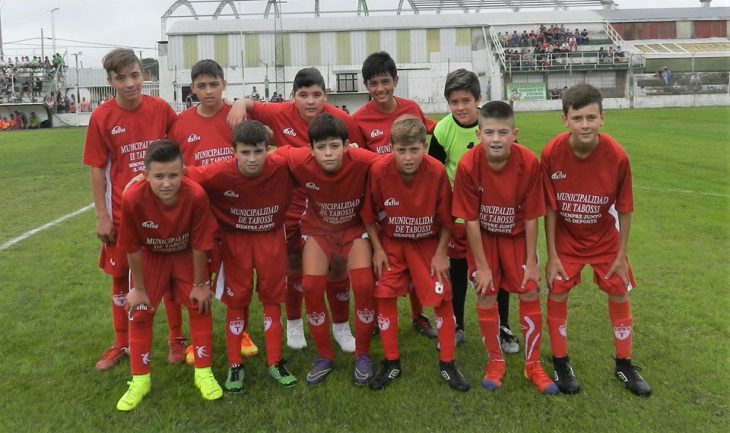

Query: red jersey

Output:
[186, 153, 294, 233]
[362, 154, 453, 240]
[83, 95, 177, 225]
[118, 177, 217, 254]
[541, 132, 633, 263]
[286, 147, 378, 233]
[352, 97, 437, 154]
[250, 101, 365, 148]
[168, 104, 234, 167]
[452, 143, 544, 236]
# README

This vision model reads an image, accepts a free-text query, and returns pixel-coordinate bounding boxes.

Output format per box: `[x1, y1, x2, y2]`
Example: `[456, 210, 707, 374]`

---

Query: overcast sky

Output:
[0, 0, 724, 67]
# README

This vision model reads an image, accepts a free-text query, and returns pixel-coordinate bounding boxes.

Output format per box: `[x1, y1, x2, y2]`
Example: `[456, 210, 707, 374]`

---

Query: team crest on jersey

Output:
[377, 315, 390, 331]
[263, 316, 273, 332]
[357, 309, 375, 324]
[613, 326, 632, 341]
[141, 352, 150, 365]
[142, 220, 158, 229]
[370, 129, 384, 138]
[559, 323, 567, 337]
[229, 320, 244, 336]
[336, 291, 350, 302]
[223, 190, 240, 198]
[283, 127, 297, 137]
[384, 198, 400, 207]
[113, 293, 127, 307]
[111, 125, 126, 135]
[551, 171, 567, 180]
[187, 134, 201, 143]
[435, 315, 444, 330]
[196, 345, 209, 358]
[308, 312, 326, 326]
[305, 182, 320, 191]
[434, 281, 444, 295]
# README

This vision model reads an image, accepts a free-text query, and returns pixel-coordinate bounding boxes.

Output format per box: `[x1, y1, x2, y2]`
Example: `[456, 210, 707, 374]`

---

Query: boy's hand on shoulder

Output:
[190, 281, 213, 314]
[96, 214, 116, 244]
[605, 256, 630, 286]
[226, 99, 249, 128]
[124, 173, 144, 190]
[545, 257, 568, 289]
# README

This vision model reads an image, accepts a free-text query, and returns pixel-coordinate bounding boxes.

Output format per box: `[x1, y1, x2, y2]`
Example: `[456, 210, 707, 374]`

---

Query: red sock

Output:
[225, 307, 246, 366]
[519, 298, 544, 365]
[408, 289, 424, 321]
[326, 278, 350, 324]
[350, 267, 375, 357]
[263, 303, 283, 365]
[128, 307, 154, 375]
[163, 296, 184, 341]
[377, 298, 399, 360]
[435, 301, 456, 363]
[302, 274, 334, 360]
[547, 298, 569, 358]
[188, 307, 213, 368]
[608, 300, 633, 360]
[111, 275, 130, 348]
[478, 305, 503, 362]
[285, 273, 303, 321]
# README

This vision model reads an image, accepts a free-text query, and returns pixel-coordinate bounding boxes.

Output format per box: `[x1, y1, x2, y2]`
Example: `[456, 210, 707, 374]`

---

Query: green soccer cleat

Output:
[116, 374, 151, 412]
[194, 367, 223, 400]
[224, 364, 244, 393]
[268, 360, 298, 387]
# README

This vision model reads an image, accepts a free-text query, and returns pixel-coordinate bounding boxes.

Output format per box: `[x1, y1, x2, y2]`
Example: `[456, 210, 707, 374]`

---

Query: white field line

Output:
[0, 204, 94, 251]
[634, 185, 728, 198]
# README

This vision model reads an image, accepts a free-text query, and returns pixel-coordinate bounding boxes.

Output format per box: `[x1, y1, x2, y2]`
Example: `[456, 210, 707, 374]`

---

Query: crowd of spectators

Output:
[497, 24, 590, 50]
[0, 110, 42, 131]
[1, 53, 66, 103]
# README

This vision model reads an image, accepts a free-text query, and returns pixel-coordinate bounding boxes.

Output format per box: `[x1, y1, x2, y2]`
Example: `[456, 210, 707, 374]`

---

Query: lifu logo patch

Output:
[551, 171, 567, 180]
[384, 198, 400, 207]
[187, 134, 201, 143]
[223, 190, 239, 198]
[229, 320, 244, 336]
[305, 182, 320, 191]
[370, 129, 384, 138]
[142, 220, 158, 229]
[111, 125, 126, 135]
[283, 127, 297, 137]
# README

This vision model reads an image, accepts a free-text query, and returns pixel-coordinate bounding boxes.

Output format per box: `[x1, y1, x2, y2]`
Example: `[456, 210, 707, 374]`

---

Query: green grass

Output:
[0, 107, 728, 433]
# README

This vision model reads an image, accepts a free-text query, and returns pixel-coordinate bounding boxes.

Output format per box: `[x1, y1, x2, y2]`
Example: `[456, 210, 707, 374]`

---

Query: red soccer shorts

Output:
[214, 228, 287, 307]
[466, 232, 539, 295]
[132, 251, 197, 308]
[448, 222, 467, 260]
[549, 259, 637, 296]
[99, 237, 129, 277]
[375, 236, 452, 307]
[303, 225, 369, 263]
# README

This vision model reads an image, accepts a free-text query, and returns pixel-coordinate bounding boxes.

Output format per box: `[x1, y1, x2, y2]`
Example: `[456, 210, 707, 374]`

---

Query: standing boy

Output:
[452, 101, 558, 394]
[542, 83, 651, 396]
[363, 115, 470, 391]
[83, 48, 182, 371]
[116, 140, 222, 411]
[428, 69, 517, 352]
[185, 120, 297, 392]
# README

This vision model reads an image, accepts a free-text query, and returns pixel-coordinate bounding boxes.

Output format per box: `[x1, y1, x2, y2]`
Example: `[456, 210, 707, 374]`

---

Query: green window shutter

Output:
[396, 30, 411, 63]
[245, 34, 260, 67]
[214, 34, 229, 67]
[183, 35, 198, 68]
[337, 32, 352, 65]
[306, 33, 321, 65]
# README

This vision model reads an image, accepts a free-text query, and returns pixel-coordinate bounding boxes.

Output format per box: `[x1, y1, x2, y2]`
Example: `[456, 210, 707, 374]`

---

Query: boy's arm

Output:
[428, 135, 447, 164]
[465, 220, 493, 295]
[126, 250, 151, 310]
[365, 223, 389, 280]
[520, 218, 541, 289]
[431, 227, 451, 282]
[544, 208, 568, 288]
[605, 212, 631, 286]
[226, 98, 255, 128]
[91, 167, 115, 243]
[189, 249, 213, 314]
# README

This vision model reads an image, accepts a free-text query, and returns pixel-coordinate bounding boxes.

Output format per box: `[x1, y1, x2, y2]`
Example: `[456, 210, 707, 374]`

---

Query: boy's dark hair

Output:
[479, 101, 514, 126]
[308, 114, 348, 145]
[232, 120, 271, 148]
[562, 83, 603, 115]
[391, 114, 426, 146]
[443, 69, 480, 101]
[144, 140, 182, 168]
[293, 67, 326, 93]
[191, 59, 225, 82]
[102, 48, 142, 77]
[362, 51, 398, 82]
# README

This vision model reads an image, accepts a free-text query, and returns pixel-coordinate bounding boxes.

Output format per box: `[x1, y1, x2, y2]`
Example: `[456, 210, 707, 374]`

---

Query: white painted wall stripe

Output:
[634, 185, 728, 198]
[0, 204, 95, 251]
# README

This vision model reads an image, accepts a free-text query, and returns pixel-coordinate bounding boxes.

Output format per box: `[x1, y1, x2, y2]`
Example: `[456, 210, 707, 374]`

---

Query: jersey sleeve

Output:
[344, 116, 366, 148]
[250, 100, 276, 125]
[451, 159, 479, 221]
[82, 113, 109, 167]
[428, 135, 447, 164]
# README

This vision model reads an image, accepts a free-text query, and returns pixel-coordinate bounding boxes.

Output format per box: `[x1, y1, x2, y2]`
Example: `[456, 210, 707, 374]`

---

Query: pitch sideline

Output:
[0, 204, 95, 251]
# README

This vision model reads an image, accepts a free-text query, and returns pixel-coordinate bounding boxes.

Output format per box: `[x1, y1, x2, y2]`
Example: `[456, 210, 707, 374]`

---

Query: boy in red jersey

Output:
[282, 113, 378, 386]
[168, 59, 259, 360]
[453, 101, 558, 395]
[116, 140, 222, 411]
[228, 68, 365, 353]
[185, 120, 297, 392]
[363, 115, 470, 391]
[353, 51, 438, 339]
[542, 84, 651, 396]
[83, 48, 183, 371]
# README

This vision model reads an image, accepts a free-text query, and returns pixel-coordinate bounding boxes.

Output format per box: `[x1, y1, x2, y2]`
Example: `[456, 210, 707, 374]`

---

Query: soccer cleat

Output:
[184, 345, 195, 366]
[552, 356, 581, 394]
[286, 319, 308, 350]
[333, 322, 356, 353]
[500, 325, 520, 354]
[480, 360, 506, 391]
[369, 358, 402, 390]
[525, 362, 560, 395]
[116, 374, 151, 411]
[439, 360, 470, 392]
[412, 314, 438, 339]
[268, 360, 298, 388]
[224, 364, 244, 393]
[240, 331, 259, 357]
[306, 357, 335, 386]
[353, 354, 373, 385]
[96, 345, 129, 371]
[194, 367, 223, 401]
[615, 358, 652, 396]
[168, 337, 187, 364]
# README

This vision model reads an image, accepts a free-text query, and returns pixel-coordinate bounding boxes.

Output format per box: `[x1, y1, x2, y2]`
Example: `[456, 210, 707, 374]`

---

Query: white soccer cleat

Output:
[286, 319, 308, 350]
[332, 322, 356, 353]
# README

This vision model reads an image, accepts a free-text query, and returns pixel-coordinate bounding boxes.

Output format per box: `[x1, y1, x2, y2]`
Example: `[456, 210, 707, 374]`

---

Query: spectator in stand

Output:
[580, 29, 589, 45]
[529, 30, 537, 47]
[8, 114, 17, 129]
[521, 31, 529, 47]
[42, 56, 52, 69]
[80, 97, 90, 112]
[270, 91, 279, 102]
[689, 73, 702, 92]
[568, 36, 577, 52]
[29, 112, 41, 129]
[661, 66, 671, 86]
[14, 111, 25, 129]
[511, 31, 520, 47]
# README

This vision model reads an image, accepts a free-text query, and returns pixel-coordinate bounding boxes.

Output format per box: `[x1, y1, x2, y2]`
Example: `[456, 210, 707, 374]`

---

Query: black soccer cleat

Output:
[439, 360, 470, 392]
[552, 356, 581, 395]
[369, 358, 402, 390]
[615, 358, 652, 397]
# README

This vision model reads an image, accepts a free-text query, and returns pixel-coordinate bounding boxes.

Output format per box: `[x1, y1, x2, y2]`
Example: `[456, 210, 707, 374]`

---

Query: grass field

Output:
[0, 107, 728, 433]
